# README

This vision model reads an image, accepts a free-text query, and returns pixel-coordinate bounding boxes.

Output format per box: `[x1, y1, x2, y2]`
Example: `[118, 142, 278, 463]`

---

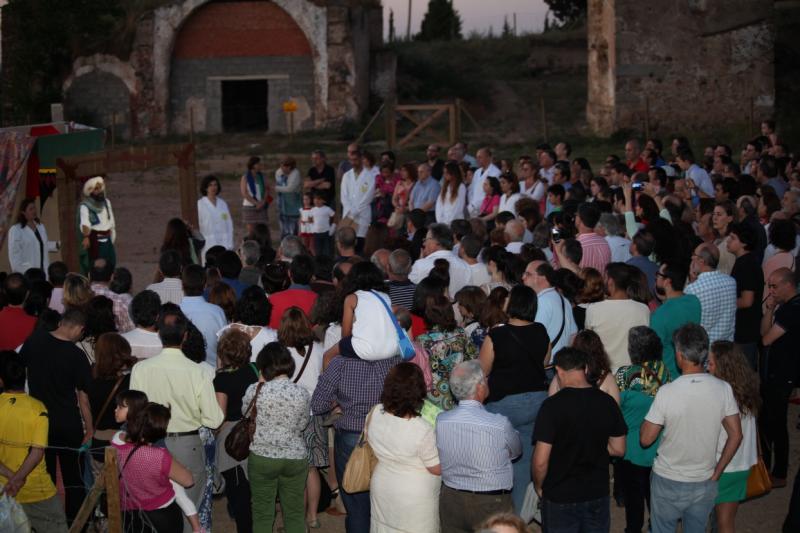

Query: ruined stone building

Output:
[587, 0, 776, 136]
[24, 0, 384, 139]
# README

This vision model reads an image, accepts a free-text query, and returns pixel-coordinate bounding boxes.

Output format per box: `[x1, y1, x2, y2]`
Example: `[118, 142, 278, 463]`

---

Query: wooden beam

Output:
[395, 104, 451, 112]
[105, 447, 122, 533]
[397, 109, 422, 127]
[55, 159, 80, 272]
[68, 463, 106, 533]
[356, 102, 385, 145]
[398, 107, 447, 148]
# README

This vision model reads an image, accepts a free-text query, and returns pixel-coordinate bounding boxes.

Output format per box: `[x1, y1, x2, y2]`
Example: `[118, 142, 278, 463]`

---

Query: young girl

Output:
[112, 391, 202, 533]
[299, 192, 314, 253]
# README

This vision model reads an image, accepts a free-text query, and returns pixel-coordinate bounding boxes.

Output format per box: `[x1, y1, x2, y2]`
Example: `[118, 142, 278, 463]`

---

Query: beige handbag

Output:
[342, 405, 379, 493]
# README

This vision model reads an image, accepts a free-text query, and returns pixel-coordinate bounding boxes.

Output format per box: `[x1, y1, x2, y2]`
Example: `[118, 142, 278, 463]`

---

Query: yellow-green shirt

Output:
[0, 392, 56, 503]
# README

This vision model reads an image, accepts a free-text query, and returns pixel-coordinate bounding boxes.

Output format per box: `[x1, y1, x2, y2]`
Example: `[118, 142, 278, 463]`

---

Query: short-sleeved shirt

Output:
[730, 253, 763, 343]
[766, 294, 800, 385]
[214, 365, 259, 421]
[0, 306, 36, 351]
[307, 164, 336, 204]
[645, 373, 739, 482]
[532, 387, 627, 503]
[0, 392, 56, 503]
[20, 330, 92, 431]
[650, 294, 702, 379]
[408, 177, 441, 212]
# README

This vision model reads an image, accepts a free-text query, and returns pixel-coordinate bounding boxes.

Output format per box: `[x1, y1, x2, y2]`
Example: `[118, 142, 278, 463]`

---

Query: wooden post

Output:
[356, 102, 385, 144]
[644, 97, 651, 140]
[55, 160, 80, 272]
[448, 104, 457, 146]
[105, 447, 122, 533]
[68, 470, 105, 533]
[540, 97, 548, 144]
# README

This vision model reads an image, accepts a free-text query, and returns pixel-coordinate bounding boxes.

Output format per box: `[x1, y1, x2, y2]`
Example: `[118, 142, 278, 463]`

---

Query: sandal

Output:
[307, 519, 321, 529]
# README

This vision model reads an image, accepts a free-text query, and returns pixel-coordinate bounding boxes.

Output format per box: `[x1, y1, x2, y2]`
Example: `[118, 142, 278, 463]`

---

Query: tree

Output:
[417, 0, 462, 41]
[502, 15, 513, 38]
[388, 9, 396, 42]
[544, 0, 587, 26]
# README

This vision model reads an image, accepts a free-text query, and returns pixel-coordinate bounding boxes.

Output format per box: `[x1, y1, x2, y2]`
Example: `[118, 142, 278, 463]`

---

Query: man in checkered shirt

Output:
[685, 243, 737, 343]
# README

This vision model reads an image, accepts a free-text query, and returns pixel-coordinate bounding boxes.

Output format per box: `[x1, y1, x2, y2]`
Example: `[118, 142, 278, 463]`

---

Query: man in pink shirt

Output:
[268, 254, 318, 329]
[575, 203, 612, 273]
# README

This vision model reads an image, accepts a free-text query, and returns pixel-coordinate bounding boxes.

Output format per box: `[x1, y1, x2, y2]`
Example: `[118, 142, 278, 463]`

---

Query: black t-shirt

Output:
[307, 164, 336, 205]
[20, 330, 92, 431]
[486, 323, 549, 403]
[87, 374, 130, 431]
[768, 294, 800, 385]
[731, 252, 763, 343]
[214, 364, 259, 421]
[532, 387, 627, 503]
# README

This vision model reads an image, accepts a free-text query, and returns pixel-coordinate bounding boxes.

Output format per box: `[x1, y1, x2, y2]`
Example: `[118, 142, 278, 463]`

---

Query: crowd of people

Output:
[1, 123, 800, 533]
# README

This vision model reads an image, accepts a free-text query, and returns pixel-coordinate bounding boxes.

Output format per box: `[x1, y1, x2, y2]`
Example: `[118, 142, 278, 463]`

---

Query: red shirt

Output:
[628, 158, 649, 173]
[0, 306, 37, 350]
[268, 287, 318, 330]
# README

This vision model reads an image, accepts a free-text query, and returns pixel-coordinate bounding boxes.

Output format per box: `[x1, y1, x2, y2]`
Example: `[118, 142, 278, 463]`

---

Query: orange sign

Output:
[282, 100, 298, 113]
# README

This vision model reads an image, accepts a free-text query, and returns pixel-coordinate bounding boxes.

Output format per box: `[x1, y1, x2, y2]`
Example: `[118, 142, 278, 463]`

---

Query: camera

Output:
[632, 181, 644, 191]
[551, 227, 562, 243]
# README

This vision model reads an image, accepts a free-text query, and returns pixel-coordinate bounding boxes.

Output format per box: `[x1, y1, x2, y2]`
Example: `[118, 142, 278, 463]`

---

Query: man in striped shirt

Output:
[575, 203, 612, 273]
[386, 249, 416, 310]
[436, 360, 521, 532]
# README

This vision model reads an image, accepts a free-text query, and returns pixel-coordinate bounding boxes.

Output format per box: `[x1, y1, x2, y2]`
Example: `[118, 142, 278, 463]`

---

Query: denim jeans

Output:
[650, 472, 716, 533]
[485, 390, 548, 512]
[542, 496, 610, 533]
[334, 429, 371, 533]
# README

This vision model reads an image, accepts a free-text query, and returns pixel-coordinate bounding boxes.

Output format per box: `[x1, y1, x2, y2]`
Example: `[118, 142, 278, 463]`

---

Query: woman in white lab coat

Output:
[435, 161, 467, 225]
[198, 175, 234, 263]
[340, 150, 375, 240]
[8, 198, 58, 275]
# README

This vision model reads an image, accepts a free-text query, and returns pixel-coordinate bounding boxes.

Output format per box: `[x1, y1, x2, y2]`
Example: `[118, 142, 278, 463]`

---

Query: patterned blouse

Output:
[242, 377, 310, 460]
[417, 327, 478, 411]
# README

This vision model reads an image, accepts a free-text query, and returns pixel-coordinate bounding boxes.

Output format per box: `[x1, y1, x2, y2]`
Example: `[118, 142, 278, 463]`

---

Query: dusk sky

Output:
[381, 0, 550, 38]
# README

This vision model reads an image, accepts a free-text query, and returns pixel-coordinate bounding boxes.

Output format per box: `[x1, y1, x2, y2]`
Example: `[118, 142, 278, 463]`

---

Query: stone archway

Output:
[151, 0, 328, 135]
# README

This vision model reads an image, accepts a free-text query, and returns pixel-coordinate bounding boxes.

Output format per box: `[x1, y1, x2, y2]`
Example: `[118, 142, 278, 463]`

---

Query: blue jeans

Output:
[650, 472, 716, 533]
[485, 390, 548, 512]
[542, 496, 610, 533]
[334, 429, 370, 533]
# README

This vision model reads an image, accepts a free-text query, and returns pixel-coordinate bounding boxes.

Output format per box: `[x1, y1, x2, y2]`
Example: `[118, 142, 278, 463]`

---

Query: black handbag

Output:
[225, 382, 264, 461]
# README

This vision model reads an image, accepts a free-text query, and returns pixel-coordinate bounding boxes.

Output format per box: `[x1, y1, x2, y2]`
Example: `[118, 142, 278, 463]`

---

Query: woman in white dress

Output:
[8, 198, 58, 275]
[435, 161, 467, 225]
[198, 175, 234, 263]
[498, 172, 522, 215]
[367, 362, 441, 533]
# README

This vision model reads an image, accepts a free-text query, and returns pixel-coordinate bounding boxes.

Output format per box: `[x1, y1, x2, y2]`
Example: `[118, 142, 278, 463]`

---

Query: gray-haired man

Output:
[436, 360, 520, 533]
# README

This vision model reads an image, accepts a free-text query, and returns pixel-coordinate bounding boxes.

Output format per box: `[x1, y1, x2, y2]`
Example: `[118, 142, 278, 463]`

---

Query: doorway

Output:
[221, 79, 268, 131]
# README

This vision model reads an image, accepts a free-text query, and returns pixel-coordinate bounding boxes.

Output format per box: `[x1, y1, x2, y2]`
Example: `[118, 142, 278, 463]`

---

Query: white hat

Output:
[83, 176, 105, 197]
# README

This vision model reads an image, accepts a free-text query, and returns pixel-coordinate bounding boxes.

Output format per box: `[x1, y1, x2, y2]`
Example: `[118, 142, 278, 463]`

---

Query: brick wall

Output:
[173, 1, 311, 59]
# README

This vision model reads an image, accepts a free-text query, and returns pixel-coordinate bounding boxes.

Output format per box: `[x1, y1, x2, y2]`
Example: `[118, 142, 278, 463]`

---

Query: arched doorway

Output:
[168, 0, 315, 134]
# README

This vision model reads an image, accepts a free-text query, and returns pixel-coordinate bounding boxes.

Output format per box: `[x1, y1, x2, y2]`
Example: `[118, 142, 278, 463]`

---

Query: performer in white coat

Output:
[8, 198, 58, 275]
[340, 147, 375, 240]
[197, 175, 234, 263]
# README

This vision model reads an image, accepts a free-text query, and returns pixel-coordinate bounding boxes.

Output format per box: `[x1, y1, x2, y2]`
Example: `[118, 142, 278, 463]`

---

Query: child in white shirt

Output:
[310, 192, 335, 257]
[299, 192, 314, 253]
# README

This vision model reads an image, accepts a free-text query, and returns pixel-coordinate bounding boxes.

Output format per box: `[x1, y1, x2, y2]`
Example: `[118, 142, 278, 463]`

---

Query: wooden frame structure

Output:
[385, 101, 461, 149]
[55, 143, 197, 272]
[69, 447, 122, 533]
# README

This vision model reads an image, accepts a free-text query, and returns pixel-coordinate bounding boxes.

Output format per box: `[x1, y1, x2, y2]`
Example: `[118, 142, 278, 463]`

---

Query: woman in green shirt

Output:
[615, 326, 671, 533]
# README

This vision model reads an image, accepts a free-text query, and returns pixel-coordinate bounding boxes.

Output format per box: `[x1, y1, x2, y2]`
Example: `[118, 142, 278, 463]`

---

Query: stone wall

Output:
[587, 0, 775, 136]
[64, 70, 132, 137]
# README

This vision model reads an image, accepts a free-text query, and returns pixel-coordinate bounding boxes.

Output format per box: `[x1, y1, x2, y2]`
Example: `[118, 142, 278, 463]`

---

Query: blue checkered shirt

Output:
[310, 355, 400, 433]
[685, 271, 737, 343]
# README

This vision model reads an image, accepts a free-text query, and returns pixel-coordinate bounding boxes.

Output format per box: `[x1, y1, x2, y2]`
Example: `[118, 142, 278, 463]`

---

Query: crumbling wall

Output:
[587, 0, 774, 136]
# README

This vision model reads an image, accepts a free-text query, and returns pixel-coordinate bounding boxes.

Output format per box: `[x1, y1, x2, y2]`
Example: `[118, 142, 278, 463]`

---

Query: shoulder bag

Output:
[93, 375, 126, 442]
[370, 290, 416, 360]
[225, 382, 264, 462]
[342, 405, 379, 493]
[746, 429, 772, 499]
[293, 344, 314, 383]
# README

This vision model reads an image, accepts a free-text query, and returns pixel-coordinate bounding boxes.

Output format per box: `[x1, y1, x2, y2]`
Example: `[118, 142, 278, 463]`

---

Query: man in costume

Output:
[78, 176, 116, 274]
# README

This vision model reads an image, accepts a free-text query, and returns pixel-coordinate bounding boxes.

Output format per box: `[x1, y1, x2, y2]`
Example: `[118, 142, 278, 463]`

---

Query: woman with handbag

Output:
[366, 363, 441, 533]
[214, 329, 258, 533]
[707, 341, 761, 533]
[243, 342, 310, 533]
[478, 285, 551, 513]
[614, 326, 670, 533]
[277, 306, 327, 529]
[87, 332, 136, 465]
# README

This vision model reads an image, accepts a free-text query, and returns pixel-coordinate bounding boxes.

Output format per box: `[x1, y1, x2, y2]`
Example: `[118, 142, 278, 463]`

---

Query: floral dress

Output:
[416, 327, 477, 411]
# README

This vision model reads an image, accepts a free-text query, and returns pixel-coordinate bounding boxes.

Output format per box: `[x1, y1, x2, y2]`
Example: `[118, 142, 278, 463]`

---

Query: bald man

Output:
[467, 147, 501, 217]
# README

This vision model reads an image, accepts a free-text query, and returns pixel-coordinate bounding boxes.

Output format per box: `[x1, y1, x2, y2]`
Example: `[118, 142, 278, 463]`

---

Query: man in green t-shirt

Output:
[651, 261, 702, 378]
